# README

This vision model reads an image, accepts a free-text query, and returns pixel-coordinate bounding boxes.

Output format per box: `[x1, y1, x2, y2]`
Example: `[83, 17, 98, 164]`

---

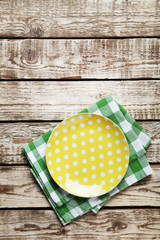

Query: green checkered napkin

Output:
[23, 95, 152, 225]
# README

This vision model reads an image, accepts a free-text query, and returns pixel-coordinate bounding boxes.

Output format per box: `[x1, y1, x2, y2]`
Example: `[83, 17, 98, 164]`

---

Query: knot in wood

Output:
[107, 220, 127, 232]
[22, 40, 40, 65]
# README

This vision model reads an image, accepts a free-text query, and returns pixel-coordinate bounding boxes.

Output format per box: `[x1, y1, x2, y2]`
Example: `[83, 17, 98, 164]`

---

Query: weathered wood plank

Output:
[0, 81, 159, 120]
[0, 39, 160, 79]
[0, 209, 160, 239]
[0, 122, 159, 165]
[0, 0, 160, 38]
[0, 165, 159, 208]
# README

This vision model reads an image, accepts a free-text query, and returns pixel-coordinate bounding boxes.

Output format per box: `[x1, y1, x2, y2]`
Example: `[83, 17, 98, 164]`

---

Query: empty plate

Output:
[46, 113, 129, 197]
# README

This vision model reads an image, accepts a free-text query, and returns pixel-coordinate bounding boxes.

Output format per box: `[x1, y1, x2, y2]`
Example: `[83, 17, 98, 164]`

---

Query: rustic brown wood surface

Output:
[0, 0, 160, 239]
[0, 39, 160, 79]
[0, 0, 160, 38]
[0, 209, 160, 240]
[0, 122, 159, 165]
[0, 81, 159, 120]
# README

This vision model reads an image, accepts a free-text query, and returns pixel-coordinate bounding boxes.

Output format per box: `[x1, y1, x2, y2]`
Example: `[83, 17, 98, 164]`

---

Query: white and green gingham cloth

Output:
[23, 95, 152, 225]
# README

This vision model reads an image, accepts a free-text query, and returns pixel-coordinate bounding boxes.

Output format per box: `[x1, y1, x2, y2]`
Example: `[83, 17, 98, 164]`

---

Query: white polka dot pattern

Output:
[46, 113, 129, 198]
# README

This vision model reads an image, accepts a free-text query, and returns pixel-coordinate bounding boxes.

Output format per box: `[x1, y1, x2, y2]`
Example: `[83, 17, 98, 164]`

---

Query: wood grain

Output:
[0, 81, 159, 121]
[0, 165, 159, 208]
[0, 39, 160, 79]
[0, 0, 160, 38]
[0, 121, 159, 165]
[0, 209, 160, 239]
[0, 0, 159, 238]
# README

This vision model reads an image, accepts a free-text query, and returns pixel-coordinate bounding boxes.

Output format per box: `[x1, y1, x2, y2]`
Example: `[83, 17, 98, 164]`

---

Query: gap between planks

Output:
[1, 78, 160, 81]
[0, 206, 159, 211]
[0, 37, 160, 40]
[0, 119, 159, 123]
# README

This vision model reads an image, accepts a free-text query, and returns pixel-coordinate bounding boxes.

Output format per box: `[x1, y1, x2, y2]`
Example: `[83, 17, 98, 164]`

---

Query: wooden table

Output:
[0, 0, 160, 239]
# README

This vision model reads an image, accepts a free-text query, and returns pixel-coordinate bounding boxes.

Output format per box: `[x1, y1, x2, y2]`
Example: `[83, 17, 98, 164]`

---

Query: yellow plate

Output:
[46, 113, 129, 197]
